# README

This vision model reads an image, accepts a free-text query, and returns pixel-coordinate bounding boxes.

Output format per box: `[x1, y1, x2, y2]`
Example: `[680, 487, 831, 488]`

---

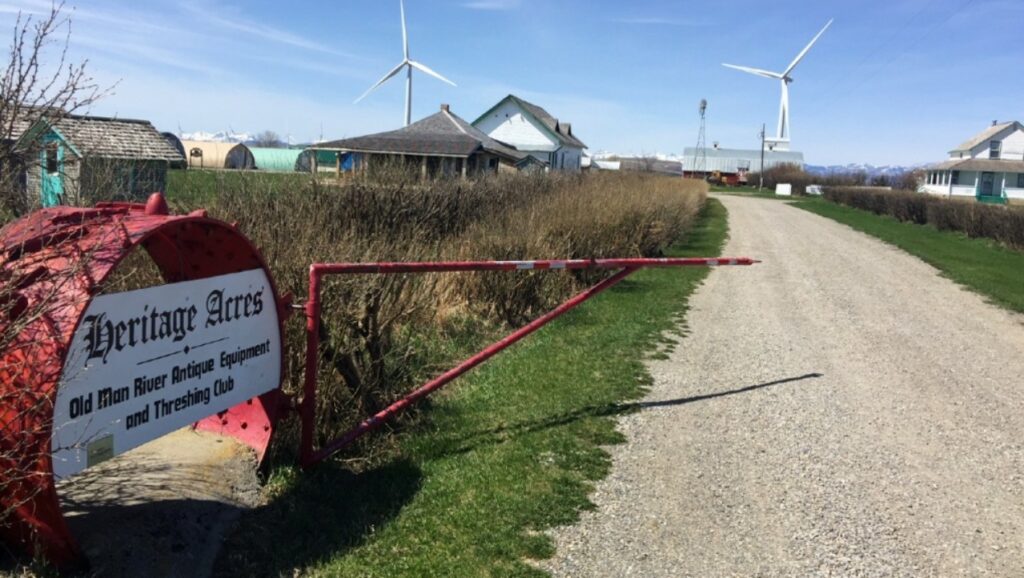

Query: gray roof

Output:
[20, 114, 184, 162]
[476, 95, 587, 149]
[319, 107, 524, 161]
[950, 122, 1022, 153]
[929, 158, 1024, 173]
[2, 107, 67, 142]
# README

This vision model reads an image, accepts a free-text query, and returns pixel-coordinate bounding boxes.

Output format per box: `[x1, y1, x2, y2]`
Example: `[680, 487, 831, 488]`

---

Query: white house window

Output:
[990, 141, 1001, 159]
[1017, 173, 1024, 188]
[951, 171, 960, 185]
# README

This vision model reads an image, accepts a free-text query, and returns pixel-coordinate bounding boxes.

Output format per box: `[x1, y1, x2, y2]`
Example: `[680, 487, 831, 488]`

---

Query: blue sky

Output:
[1, 0, 1021, 165]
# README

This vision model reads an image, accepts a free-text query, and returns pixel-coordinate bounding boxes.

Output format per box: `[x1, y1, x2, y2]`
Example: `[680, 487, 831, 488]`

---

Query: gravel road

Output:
[542, 195, 1024, 577]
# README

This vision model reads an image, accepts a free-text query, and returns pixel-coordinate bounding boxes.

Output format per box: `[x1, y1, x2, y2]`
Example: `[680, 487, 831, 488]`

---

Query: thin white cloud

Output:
[179, 1, 361, 59]
[463, 0, 521, 11]
[611, 16, 704, 27]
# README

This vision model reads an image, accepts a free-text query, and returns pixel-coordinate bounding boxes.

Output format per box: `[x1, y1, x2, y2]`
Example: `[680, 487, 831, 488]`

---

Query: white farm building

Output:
[682, 146, 804, 185]
[472, 95, 587, 172]
[923, 121, 1024, 202]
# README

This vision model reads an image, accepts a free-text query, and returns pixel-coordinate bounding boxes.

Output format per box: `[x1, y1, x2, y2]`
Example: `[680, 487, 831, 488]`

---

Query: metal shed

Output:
[160, 132, 187, 169]
[249, 147, 303, 172]
[180, 140, 255, 170]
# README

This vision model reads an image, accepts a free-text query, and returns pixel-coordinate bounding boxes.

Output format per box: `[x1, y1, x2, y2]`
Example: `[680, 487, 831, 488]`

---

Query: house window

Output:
[1017, 173, 1024, 188]
[990, 141, 1001, 159]
[951, 171, 960, 185]
[45, 143, 59, 174]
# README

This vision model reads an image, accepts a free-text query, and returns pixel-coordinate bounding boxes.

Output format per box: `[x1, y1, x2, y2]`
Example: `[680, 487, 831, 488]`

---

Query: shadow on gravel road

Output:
[637, 373, 825, 409]
[423, 373, 825, 460]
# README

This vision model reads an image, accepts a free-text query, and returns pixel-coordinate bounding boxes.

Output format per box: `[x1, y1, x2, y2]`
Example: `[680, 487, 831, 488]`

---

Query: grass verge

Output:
[214, 199, 729, 577]
[794, 198, 1024, 313]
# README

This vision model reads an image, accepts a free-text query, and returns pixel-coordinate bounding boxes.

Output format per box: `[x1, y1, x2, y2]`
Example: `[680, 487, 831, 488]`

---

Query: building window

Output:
[990, 141, 1001, 159]
[45, 143, 59, 174]
[1017, 173, 1024, 188]
[951, 171, 960, 185]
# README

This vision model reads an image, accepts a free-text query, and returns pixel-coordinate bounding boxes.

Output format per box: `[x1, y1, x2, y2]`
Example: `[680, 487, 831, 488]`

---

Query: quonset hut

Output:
[180, 141, 255, 170]
[249, 147, 303, 172]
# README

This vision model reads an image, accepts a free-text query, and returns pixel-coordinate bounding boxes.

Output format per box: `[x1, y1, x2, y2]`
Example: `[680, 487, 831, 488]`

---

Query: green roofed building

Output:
[249, 147, 303, 172]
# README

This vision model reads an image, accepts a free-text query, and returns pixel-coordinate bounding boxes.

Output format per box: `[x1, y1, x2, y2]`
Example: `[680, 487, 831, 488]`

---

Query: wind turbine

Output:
[722, 19, 833, 146]
[355, 0, 457, 127]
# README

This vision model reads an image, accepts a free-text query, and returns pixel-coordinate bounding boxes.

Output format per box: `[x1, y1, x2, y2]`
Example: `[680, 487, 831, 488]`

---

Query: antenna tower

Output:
[694, 99, 708, 179]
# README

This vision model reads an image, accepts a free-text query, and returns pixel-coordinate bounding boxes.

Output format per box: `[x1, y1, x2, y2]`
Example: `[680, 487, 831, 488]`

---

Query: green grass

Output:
[794, 198, 1024, 313]
[165, 169, 313, 205]
[213, 199, 730, 577]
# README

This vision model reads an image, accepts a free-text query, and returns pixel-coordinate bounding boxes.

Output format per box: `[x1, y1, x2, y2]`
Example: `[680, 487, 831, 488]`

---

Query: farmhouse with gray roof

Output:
[472, 95, 587, 172]
[923, 121, 1024, 203]
[15, 114, 184, 207]
[314, 105, 524, 178]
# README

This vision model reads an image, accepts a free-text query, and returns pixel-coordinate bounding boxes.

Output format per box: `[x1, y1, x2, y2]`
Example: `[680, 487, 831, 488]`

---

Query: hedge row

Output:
[824, 187, 1024, 251]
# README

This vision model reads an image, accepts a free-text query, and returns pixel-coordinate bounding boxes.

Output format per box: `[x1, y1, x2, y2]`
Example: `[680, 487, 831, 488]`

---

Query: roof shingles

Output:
[320, 108, 524, 161]
[54, 116, 184, 161]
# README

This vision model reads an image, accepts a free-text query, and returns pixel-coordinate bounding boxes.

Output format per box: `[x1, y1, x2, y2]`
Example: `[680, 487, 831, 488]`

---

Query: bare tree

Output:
[0, 1, 108, 217]
[252, 130, 283, 148]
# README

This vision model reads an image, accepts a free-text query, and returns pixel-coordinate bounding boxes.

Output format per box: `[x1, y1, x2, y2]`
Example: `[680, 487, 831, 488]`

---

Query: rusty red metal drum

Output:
[0, 194, 287, 566]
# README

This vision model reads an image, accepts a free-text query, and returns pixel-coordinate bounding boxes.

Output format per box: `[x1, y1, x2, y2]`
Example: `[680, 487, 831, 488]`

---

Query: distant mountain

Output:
[180, 130, 255, 144]
[805, 163, 927, 178]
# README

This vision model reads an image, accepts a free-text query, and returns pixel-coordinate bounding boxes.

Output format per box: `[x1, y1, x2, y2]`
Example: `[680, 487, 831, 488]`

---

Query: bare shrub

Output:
[824, 187, 1024, 251]
[168, 170, 707, 455]
[0, 1, 107, 216]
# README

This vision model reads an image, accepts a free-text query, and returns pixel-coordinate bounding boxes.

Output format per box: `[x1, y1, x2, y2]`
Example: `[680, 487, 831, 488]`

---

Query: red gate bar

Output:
[301, 257, 758, 467]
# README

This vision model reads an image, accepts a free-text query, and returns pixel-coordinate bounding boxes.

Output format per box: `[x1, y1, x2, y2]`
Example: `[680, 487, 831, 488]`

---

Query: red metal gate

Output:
[299, 257, 758, 467]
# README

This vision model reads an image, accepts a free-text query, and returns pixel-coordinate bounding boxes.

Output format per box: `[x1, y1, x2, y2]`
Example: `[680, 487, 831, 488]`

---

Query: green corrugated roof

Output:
[250, 147, 302, 172]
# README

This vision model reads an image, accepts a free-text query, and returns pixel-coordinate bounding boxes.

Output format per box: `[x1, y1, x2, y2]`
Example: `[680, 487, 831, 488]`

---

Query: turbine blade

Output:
[784, 18, 833, 76]
[722, 63, 783, 79]
[400, 0, 409, 59]
[354, 61, 408, 104]
[408, 60, 457, 87]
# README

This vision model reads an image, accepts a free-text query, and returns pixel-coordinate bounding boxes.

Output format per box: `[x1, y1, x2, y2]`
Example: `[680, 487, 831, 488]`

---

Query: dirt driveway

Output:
[543, 195, 1024, 577]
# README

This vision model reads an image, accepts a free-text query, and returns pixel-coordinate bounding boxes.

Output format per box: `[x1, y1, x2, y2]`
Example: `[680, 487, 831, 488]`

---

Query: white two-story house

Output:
[923, 121, 1024, 202]
[472, 95, 587, 172]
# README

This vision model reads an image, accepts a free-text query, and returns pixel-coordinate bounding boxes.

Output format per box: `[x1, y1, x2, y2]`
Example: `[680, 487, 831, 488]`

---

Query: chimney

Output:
[441, 104, 450, 113]
[713, 142, 719, 150]
[993, 120, 998, 126]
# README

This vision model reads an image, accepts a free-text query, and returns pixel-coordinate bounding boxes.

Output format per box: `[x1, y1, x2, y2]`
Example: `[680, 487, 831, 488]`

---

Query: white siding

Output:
[474, 101, 558, 152]
[998, 130, 1024, 160]
[966, 127, 1024, 160]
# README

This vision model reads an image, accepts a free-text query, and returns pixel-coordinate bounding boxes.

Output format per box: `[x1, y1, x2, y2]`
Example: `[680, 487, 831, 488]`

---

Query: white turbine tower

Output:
[722, 19, 833, 148]
[355, 0, 457, 127]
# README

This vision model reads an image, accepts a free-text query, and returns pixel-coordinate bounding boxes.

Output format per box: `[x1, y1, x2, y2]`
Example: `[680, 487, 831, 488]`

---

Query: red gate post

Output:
[299, 257, 758, 467]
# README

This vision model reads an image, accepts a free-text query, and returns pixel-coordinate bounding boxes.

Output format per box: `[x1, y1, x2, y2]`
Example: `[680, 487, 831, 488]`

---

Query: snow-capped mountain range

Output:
[804, 163, 927, 177]
[591, 151, 924, 177]
[180, 131, 256, 144]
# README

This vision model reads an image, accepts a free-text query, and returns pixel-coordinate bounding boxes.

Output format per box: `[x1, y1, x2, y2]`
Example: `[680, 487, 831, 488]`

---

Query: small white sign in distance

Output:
[776, 183, 793, 197]
[51, 269, 282, 478]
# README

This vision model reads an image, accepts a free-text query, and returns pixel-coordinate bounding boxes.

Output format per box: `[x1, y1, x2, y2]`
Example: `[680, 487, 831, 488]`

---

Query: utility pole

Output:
[758, 123, 766, 191]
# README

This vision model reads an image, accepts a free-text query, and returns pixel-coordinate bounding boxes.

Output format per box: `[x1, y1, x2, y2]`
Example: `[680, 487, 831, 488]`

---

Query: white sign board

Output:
[52, 269, 281, 478]
[775, 183, 793, 197]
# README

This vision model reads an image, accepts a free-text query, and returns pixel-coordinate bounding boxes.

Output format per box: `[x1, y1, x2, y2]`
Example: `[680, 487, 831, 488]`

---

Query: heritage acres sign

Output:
[51, 269, 282, 478]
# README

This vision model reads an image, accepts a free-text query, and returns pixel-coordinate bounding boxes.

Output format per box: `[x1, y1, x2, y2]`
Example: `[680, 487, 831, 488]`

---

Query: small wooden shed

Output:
[16, 115, 185, 207]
